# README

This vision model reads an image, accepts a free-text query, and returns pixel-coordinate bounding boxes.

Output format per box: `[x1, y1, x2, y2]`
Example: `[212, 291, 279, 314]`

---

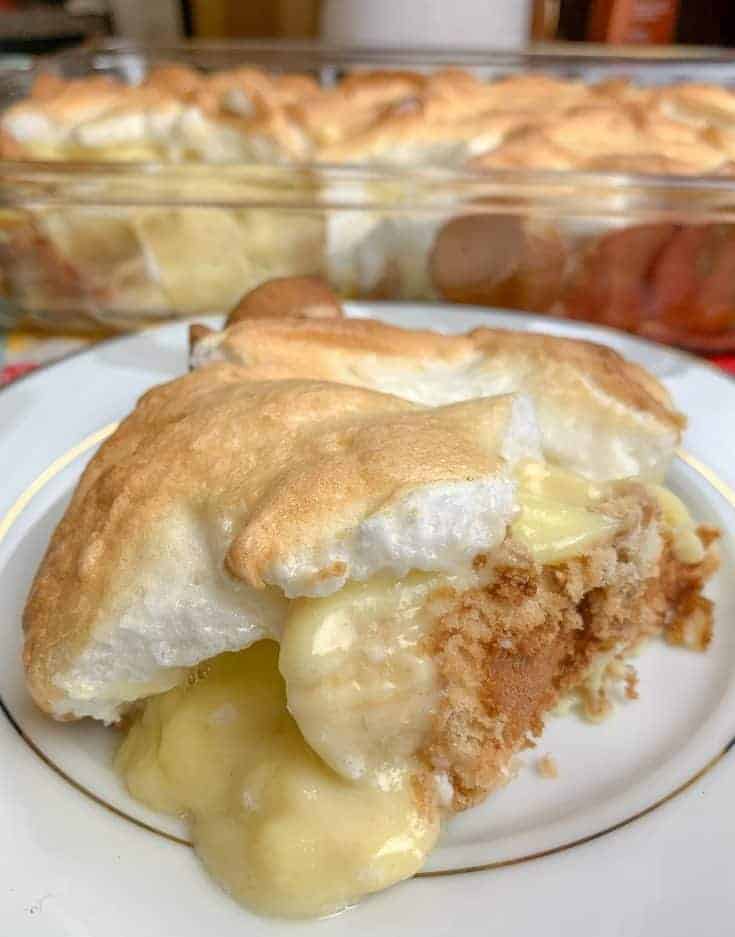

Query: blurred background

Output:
[0, 0, 733, 55]
[2, 0, 735, 387]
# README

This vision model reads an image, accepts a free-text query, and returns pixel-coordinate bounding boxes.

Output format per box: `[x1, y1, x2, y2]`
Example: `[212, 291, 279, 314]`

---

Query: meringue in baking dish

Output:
[5, 66, 735, 173]
[23, 338, 717, 917]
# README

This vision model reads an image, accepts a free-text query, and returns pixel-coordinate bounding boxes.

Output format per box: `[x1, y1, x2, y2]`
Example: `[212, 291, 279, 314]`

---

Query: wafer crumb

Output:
[537, 754, 558, 779]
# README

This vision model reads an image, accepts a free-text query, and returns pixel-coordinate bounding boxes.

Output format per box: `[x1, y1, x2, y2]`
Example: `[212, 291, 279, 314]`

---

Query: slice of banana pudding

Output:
[23, 363, 717, 918]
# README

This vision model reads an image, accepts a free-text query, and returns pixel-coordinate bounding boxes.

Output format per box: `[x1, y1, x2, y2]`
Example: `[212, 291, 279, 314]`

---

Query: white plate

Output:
[1, 304, 734, 937]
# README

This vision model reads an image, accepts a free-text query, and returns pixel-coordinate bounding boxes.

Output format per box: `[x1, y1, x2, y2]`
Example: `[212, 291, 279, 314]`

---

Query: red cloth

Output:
[710, 355, 735, 376]
[0, 362, 37, 386]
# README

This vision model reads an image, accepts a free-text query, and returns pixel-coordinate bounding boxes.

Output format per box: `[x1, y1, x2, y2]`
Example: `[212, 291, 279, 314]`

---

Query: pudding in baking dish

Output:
[5, 64, 735, 333]
[23, 319, 717, 917]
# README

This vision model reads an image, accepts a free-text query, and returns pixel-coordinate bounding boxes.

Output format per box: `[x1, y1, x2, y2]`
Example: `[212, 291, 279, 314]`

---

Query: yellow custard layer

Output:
[116, 641, 439, 919]
[25, 142, 165, 161]
[512, 461, 619, 563]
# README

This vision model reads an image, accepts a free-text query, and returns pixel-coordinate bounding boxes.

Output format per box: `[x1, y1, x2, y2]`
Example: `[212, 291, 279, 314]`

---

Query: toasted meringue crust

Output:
[23, 365, 537, 719]
[191, 315, 684, 482]
[4, 65, 735, 175]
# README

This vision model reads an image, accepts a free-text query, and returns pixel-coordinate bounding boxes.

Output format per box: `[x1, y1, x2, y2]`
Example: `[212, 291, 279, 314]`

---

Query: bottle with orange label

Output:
[587, 0, 679, 44]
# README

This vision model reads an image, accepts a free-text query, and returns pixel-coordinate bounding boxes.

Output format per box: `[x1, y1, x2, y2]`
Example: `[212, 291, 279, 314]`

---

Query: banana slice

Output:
[648, 484, 705, 564]
[280, 573, 444, 786]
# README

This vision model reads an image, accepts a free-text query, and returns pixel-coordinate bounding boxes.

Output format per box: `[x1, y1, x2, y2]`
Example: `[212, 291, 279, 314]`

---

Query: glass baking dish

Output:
[1, 40, 735, 352]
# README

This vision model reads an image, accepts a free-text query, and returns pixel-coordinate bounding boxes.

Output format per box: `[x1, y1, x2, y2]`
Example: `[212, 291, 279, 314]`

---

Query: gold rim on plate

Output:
[0, 424, 733, 877]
